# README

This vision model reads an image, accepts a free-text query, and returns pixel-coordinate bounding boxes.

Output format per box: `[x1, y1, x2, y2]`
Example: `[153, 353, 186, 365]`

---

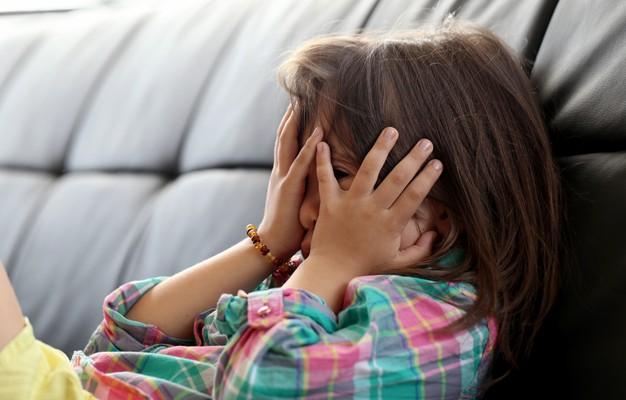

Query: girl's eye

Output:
[333, 168, 349, 180]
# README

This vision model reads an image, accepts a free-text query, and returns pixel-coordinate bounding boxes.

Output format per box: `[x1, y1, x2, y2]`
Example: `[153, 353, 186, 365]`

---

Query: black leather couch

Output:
[1, 1, 624, 398]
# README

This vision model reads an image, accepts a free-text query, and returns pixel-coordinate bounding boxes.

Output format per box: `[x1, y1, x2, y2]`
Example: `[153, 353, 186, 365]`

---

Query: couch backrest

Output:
[0, 0, 624, 398]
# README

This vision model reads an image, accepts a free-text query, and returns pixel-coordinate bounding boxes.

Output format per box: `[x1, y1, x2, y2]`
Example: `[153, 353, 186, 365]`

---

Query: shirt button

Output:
[256, 305, 272, 317]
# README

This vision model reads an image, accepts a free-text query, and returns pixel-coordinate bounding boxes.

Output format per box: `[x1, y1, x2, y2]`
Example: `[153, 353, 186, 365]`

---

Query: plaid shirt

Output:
[70, 248, 496, 399]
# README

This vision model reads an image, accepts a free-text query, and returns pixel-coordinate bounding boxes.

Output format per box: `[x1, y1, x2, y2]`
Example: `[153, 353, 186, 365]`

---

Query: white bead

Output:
[256, 305, 272, 316]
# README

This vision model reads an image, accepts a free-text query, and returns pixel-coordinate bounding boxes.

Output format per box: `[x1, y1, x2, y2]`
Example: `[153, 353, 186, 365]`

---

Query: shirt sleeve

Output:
[0, 318, 96, 400]
[82, 276, 197, 354]
[83, 272, 282, 355]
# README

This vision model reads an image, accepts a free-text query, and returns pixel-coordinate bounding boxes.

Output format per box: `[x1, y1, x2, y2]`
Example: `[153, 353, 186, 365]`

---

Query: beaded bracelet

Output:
[245, 224, 300, 286]
[271, 257, 300, 287]
[246, 224, 284, 267]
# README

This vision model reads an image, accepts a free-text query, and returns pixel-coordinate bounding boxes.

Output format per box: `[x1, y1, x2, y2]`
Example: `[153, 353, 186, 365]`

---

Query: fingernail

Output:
[312, 127, 322, 139]
[317, 142, 324, 154]
[419, 139, 432, 151]
[384, 128, 398, 141]
[432, 160, 442, 170]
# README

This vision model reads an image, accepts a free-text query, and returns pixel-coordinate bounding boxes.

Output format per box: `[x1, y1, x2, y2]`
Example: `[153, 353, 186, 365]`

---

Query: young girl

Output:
[0, 16, 563, 399]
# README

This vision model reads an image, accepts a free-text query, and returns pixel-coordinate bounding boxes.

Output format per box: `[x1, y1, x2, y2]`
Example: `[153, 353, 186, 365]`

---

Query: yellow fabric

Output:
[0, 317, 95, 400]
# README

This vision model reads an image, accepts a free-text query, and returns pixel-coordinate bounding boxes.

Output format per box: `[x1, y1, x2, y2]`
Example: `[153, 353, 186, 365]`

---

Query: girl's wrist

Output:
[240, 236, 281, 274]
[252, 226, 292, 269]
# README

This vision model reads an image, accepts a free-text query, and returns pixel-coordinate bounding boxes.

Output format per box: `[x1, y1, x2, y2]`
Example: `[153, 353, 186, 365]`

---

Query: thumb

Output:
[393, 231, 439, 267]
[416, 230, 438, 250]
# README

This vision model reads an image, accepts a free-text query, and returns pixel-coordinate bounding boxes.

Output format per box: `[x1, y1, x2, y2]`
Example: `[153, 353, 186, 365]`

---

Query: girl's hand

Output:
[257, 103, 324, 264]
[308, 127, 443, 276]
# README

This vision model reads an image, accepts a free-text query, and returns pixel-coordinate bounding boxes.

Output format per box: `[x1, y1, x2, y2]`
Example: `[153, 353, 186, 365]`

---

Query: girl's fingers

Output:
[390, 159, 443, 225]
[316, 141, 340, 201]
[373, 138, 433, 208]
[349, 127, 398, 197]
[287, 126, 323, 178]
[274, 103, 292, 168]
[276, 103, 300, 176]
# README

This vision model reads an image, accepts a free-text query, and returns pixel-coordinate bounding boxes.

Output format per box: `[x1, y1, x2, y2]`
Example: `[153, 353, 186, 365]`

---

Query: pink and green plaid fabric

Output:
[70, 247, 497, 399]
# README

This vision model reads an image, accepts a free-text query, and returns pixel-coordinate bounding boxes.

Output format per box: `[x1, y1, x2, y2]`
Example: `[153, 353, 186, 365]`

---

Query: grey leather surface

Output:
[0, 170, 54, 275]
[366, 0, 558, 62]
[118, 169, 271, 283]
[0, 0, 624, 398]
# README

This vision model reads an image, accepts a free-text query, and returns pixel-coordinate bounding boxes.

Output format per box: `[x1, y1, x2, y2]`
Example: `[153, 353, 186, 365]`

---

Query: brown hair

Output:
[276, 15, 569, 392]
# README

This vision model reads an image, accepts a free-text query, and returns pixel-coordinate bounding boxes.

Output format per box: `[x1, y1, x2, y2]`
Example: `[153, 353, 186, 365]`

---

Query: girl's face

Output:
[298, 127, 451, 259]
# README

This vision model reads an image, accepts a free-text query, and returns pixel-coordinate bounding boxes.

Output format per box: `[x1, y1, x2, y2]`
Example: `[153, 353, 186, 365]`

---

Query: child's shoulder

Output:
[345, 273, 476, 307]
[348, 246, 475, 301]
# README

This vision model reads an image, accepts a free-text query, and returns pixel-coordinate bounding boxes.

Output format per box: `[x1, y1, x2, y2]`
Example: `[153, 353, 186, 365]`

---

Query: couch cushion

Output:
[9, 173, 164, 349]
